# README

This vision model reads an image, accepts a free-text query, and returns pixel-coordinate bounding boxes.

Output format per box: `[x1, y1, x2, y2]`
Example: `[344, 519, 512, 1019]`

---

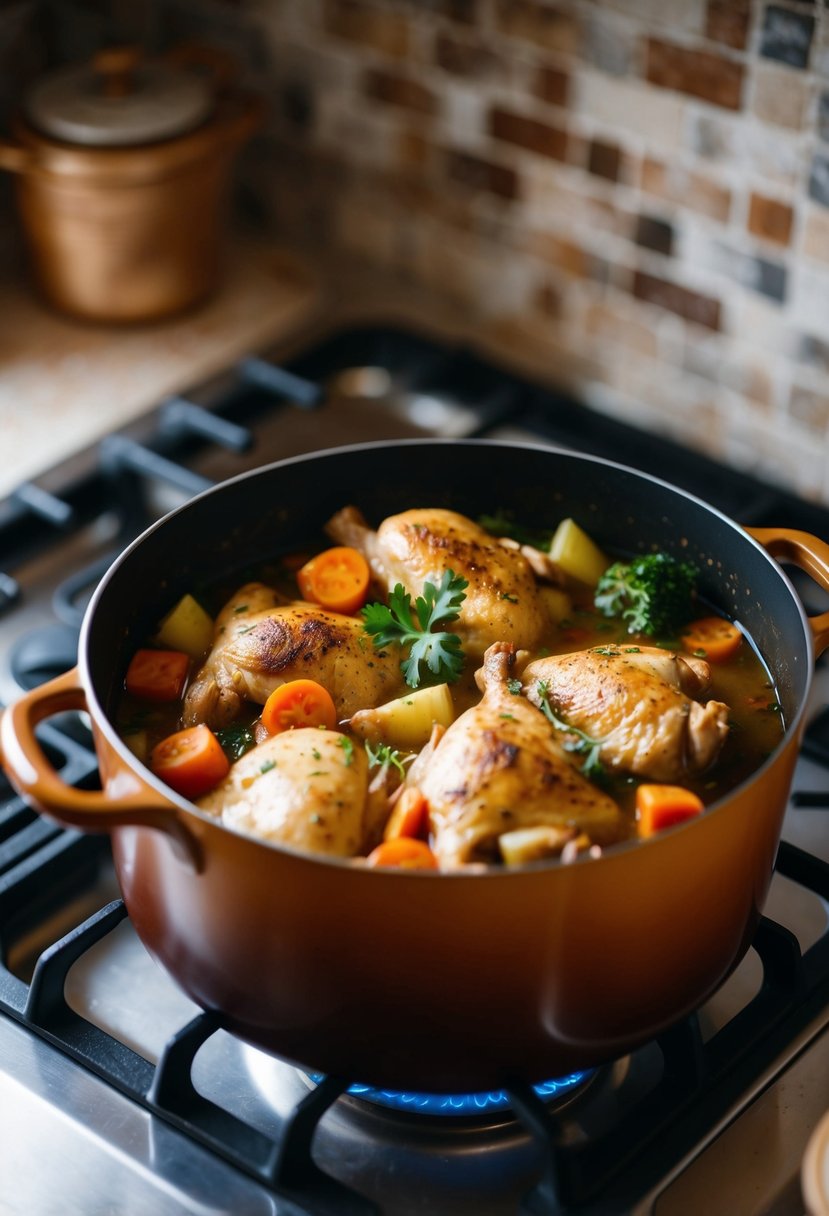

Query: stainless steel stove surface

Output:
[0, 323, 828, 1216]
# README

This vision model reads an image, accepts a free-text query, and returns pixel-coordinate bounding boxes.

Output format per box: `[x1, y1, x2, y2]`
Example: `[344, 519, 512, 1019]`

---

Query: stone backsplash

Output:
[238, 0, 829, 503]
[5, 0, 829, 503]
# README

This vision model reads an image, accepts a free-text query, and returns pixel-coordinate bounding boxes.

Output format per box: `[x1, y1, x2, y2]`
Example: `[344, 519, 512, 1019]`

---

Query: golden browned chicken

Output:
[522, 645, 729, 782]
[409, 643, 624, 868]
[198, 728, 380, 857]
[183, 582, 403, 729]
[325, 506, 551, 655]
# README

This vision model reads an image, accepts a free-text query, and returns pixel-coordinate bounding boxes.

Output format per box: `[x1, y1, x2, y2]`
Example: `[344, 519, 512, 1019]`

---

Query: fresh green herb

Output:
[233, 604, 249, 613]
[693, 648, 707, 658]
[362, 570, 468, 688]
[312, 747, 321, 760]
[215, 723, 257, 762]
[624, 647, 641, 653]
[365, 740, 410, 780]
[310, 813, 322, 825]
[536, 680, 605, 780]
[260, 759, 276, 774]
[337, 736, 355, 766]
[507, 678, 522, 695]
[594, 552, 697, 637]
[501, 593, 519, 603]
[309, 770, 329, 777]
[237, 624, 254, 635]
[499, 713, 516, 720]
[593, 646, 620, 657]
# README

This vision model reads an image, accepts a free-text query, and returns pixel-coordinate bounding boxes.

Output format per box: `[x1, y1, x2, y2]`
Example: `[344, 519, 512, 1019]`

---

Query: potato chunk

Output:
[348, 684, 455, 749]
[548, 518, 609, 587]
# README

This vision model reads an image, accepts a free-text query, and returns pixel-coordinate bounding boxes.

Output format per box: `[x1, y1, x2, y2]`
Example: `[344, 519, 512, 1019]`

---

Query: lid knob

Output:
[93, 46, 142, 99]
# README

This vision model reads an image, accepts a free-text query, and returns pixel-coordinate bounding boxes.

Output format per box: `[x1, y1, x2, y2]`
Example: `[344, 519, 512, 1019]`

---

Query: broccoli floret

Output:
[594, 552, 697, 637]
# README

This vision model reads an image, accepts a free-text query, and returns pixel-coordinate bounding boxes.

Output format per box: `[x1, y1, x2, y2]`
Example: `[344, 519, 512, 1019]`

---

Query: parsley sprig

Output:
[364, 741, 412, 780]
[536, 680, 606, 780]
[362, 570, 468, 688]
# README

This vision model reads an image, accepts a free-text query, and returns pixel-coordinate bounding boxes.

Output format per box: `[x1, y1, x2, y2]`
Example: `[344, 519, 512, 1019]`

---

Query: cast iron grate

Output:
[4, 324, 829, 603]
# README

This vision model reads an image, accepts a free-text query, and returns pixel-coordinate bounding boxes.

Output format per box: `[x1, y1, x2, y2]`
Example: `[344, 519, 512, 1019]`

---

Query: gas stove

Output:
[1, 323, 828, 1216]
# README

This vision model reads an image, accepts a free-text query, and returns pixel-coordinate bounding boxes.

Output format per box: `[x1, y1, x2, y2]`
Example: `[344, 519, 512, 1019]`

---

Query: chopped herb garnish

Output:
[215, 723, 256, 762]
[536, 680, 605, 780]
[362, 569, 468, 687]
[310, 813, 322, 825]
[309, 770, 329, 777]
[312, 747, 321, 760]
[499, 713, 516, 720]
[693, 648, 707, 658]
[260, 759, 276, 774]
[337, 736, 355, 766]
[501, 593, 519, 603]
[624, 647, 641, 654]
[593, 646, 620, 657]
[365, 740, 410, 779]
[233, 604, 249, 613]
[507, 678, 522, 695]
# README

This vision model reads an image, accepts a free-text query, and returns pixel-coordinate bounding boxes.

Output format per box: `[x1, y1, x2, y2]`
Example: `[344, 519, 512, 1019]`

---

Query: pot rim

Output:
[78, 437, 815, 876]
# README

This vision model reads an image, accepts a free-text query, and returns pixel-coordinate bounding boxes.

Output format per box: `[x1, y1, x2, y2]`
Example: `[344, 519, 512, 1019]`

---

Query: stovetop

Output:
[1, 322, 828, 1216]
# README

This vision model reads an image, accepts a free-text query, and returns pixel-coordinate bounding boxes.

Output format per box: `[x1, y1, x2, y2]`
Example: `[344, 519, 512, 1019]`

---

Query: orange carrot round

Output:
[296, 546, 371, 615]
[366, 837, 438, 870]
[150, 724, 230, 800]
[383, 786, 429, 841]
[681, 616, 742, 663]
[636, 784, 704, 837]
[125, 648, 189, 702]
[261, 679, 337, 735]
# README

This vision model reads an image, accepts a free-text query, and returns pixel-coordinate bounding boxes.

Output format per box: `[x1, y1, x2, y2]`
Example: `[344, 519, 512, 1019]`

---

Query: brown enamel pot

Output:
[3, 440, 829, 1093]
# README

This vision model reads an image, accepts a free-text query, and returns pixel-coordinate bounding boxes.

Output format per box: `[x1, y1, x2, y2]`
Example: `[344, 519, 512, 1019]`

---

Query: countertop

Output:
[0, 239, 320, 499]
[0, 233, 592, 503]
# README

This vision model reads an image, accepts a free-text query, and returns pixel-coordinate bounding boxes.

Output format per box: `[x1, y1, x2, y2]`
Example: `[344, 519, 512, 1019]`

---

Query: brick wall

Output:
[237, 0, 829, 501]
[8, 0, 826, 501]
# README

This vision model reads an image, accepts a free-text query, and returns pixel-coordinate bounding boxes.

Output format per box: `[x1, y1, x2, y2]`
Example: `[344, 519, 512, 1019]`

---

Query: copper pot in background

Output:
[0, 45, 262, 323]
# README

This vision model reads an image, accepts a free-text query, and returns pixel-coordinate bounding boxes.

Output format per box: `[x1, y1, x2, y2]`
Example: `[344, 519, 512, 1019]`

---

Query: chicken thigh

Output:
[198, 728, 373, 857]
[413, 643, 624, 868]
[522, 645, 729, 782]
[325, 506, 550, 655]
[183, 582, 403, 728]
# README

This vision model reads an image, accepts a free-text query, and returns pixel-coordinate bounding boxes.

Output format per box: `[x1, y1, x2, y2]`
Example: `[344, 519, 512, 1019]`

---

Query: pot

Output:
[0, 45, 261, 322]
[2, 440, 829, 1093]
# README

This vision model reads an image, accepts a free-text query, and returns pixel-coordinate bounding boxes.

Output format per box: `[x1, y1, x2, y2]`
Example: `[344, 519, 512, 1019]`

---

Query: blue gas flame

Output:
[310, 1071, 591, 1116]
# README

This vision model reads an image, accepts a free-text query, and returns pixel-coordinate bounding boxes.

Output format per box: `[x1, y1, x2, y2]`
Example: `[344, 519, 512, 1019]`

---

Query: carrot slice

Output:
[366, 837, 439, 870]
[681, 616, 742, 663]
[297, 547, 371, 615]
[383, 786, 429, 841]
[125, 648, 189, 702]
[261, 679, 337, 735]
[150, 724, 230, 800]
[636, 784, 704, 837]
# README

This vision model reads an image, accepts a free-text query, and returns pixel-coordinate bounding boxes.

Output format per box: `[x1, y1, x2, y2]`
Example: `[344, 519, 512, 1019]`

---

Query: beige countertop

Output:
[0, 239, 320, 498]
[0, 232, 587, 502]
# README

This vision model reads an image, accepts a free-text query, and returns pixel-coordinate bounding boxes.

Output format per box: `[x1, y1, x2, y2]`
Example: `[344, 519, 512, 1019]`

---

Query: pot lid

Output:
[25, 47, 214, 147]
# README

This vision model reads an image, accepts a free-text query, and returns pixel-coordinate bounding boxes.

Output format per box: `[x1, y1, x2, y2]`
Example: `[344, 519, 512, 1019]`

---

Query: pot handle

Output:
[747, 527, 829, 659]
[0, 668, 202, 870]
